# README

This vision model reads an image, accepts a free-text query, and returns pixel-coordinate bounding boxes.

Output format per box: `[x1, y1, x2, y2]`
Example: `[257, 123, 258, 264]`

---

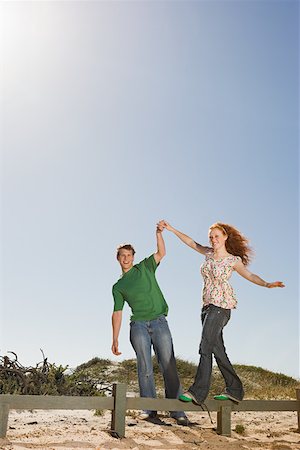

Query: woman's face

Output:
[209, 227, 227, 251]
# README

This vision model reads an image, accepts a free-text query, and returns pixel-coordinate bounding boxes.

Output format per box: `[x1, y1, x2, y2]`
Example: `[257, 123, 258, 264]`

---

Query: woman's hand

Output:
[266, 281, 285, 288]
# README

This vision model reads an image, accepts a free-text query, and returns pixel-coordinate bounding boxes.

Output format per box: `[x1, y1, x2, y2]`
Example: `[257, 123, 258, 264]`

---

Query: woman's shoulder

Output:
[230, 254, 242, 264]
[233, 255, 242, 261]
[222, 254, 242, 265]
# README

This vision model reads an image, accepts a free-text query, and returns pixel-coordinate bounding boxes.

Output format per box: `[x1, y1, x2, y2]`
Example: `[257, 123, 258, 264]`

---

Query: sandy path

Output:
[0, 409, 299, 450]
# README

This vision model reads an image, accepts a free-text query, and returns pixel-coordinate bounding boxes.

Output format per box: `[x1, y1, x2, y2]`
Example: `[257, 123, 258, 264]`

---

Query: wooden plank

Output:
[126, 397, 213, 412]
[217, 405, 231, 437]
[0, 395, 113, 410]
[111, 384, 127, 438]
[231, 400, 300, 412]
[126, 398, 299, 412]
[0, 395, 297, 413]
[0, 404, 9, 438]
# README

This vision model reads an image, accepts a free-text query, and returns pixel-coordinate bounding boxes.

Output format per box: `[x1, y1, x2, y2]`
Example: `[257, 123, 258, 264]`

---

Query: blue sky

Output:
[1, 1, 299, 378]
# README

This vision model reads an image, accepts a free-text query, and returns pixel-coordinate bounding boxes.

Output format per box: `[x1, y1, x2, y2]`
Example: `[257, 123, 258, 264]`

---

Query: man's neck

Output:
[122, 265, 133, 274]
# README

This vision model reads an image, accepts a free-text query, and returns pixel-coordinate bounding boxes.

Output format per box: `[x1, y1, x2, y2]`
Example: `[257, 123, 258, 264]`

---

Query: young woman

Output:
[159, 220, 284, 404]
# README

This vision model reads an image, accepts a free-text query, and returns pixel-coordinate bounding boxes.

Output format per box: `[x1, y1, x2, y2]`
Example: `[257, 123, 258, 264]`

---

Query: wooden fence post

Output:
[111, 383, 127, 438]
[0, 403, 9, 438]
[217, 405, 231, 437]
[296, 389, 300, 432]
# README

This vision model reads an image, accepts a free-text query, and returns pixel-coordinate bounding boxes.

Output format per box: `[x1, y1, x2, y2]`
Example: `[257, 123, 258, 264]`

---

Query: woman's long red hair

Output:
[209, 223, 253, 266]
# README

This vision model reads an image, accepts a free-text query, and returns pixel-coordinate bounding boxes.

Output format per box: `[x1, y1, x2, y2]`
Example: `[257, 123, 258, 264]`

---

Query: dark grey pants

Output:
[189, 304, 244, 403]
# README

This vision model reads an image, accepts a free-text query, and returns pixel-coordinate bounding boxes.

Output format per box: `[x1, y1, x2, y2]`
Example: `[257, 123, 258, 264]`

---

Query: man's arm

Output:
[111, 310, 122, 356]
[154, 225, 166, 264]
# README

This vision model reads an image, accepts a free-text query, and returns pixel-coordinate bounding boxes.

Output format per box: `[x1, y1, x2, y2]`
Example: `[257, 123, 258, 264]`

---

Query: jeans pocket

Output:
[158, 315, 167, 323]
[222, 309, 231, 326]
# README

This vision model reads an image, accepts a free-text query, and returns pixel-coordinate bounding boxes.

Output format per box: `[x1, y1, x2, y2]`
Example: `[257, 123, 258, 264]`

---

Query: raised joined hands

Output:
[157, 220, 173, 231]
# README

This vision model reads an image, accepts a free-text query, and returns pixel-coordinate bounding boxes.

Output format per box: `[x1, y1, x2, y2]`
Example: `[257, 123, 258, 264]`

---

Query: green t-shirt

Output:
[112, 254, 169, 321]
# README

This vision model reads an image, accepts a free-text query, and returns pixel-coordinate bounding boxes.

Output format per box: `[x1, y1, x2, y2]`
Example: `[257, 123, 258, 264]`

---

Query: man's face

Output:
[117, 249, 134, 272]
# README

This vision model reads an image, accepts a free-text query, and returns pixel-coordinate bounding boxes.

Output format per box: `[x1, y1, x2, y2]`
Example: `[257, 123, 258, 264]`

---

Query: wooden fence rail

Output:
[0, 384, 299, 439]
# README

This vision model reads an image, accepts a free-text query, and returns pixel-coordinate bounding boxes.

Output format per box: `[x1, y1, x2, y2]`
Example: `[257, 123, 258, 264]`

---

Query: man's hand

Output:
[111, 311, 122, 356]
[154, 220, 166, 263]
[156, 224, 164, 233]
[111, 339, 122, 356]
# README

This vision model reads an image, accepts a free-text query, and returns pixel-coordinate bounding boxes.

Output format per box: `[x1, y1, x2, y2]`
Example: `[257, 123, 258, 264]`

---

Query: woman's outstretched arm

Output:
[234, 260, 285, 288]
[159, 220, 210, 255]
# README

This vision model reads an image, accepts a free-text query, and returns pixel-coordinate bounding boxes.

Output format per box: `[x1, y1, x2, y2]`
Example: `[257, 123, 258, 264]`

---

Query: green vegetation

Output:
[234, 424, 246, 435]
[75, 357, 111, 372]
[1, 353, 298, 399]
[0, 353, 106, 396]
[104, 357, 299, 400]
[231, 364, 299, 399]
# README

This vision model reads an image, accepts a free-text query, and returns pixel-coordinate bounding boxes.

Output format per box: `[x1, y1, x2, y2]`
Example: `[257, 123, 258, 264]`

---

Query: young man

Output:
[111, 225, 188, 425]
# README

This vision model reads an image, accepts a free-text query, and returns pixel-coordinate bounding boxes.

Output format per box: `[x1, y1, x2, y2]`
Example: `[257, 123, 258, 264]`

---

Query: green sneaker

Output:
[214, 394, 229, 401]
[214, 393, 240, 403]
[179, 394, 193, 402]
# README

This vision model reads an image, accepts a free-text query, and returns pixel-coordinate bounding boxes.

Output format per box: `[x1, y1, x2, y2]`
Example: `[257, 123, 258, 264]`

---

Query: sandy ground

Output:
[0, 409, 299, 450]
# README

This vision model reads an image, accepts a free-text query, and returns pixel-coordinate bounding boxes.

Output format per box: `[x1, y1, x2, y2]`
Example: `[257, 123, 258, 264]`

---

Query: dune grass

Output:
[100, 357, 299, 399]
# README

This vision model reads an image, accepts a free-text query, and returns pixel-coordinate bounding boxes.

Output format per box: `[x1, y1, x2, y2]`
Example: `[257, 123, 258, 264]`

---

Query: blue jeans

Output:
[189, 304, 244, 403]
[130, 315, 186, 418]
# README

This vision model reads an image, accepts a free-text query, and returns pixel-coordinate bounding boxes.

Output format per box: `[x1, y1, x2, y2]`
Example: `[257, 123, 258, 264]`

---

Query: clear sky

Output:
[1, 1, 299, 378]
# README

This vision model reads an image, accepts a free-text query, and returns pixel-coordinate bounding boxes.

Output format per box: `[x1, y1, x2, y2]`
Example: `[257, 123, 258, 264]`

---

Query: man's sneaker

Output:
[138, 411, 157, 420]
[175, 416, 191, 426]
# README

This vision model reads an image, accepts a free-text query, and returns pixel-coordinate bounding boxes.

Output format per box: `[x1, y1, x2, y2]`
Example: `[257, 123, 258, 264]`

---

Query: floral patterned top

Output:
[201, 251, 242, 309]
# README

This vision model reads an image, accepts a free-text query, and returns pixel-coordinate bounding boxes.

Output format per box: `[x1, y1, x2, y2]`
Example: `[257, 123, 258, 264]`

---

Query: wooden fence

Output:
[0, 384, 299, 439]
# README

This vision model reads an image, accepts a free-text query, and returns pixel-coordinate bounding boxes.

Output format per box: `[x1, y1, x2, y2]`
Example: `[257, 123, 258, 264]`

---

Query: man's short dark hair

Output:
[116, 244, 136, 258]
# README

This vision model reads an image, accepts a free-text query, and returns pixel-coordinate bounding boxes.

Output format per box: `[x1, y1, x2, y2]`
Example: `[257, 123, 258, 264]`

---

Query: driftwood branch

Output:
[0, 352, 110, 396]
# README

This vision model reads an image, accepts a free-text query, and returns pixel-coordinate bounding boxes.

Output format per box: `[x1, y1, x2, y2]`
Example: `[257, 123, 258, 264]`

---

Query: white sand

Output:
[0, 408, 299, 450]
